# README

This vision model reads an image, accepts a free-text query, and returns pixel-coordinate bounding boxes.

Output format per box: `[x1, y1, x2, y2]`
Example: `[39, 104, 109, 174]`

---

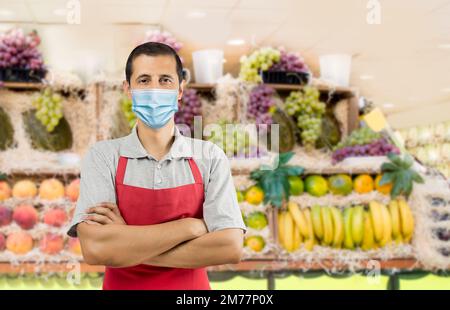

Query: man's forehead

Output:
[132, 54, 177, 74]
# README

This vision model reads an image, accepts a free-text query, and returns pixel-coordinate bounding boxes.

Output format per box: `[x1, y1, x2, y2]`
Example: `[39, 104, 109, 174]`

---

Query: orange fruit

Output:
[328, 174, 353, 195]
[245, 186, 264, 205]
[375, 174, 392, 195]
[305, 175, 328, 197]
[244, 236, 266, 252]
[353, 174, 374, 194]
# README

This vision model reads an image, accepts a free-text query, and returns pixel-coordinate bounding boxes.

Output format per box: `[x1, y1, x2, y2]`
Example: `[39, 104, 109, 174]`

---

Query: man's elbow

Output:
[77, 223, 112, 266]
[226, 230, 244, 264]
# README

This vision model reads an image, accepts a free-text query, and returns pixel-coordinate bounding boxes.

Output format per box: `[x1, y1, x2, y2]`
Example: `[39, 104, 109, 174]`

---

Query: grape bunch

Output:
[285, 87, 326, 149]
[175, 89, 202, 132]
[332, 137, 400, 163]
[239, 47, 281, 83]
[0, 28, 44, 70]
[32, 88, 63, 132]
[269, 48, 309, 72]
[120, 96, 136, 128]
[140, 30, 182, 52]
[247, 84, 276, 128]
[207, 121, 258, 157]
[333, 126, 381, 151]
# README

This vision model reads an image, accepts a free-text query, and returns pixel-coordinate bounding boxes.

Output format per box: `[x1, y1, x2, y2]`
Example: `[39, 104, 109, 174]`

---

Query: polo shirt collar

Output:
[119, 124, 193, 160]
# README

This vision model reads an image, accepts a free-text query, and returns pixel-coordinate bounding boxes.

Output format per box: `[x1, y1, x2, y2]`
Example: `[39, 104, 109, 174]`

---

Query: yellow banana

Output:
[321, 206, 334, 246]
[311, 205, 324, 241]
[351, 205, 365, 246]
[388, 200, 401, 239]
[395, 234, 403, 245]
[398, 197, 414, 239]
[378, 203, 392, 247]
[330, 207, 344, 248]
[361, 211, 375, 251]
[288, 201, 309, 239]
[293, 223, 303, 251]
[369, 201, 384, 242]
[343, 207, 355, 249]
[278, 211, 285, 245]
[302, 208, 316, 252]
[283, 211, 295, 252]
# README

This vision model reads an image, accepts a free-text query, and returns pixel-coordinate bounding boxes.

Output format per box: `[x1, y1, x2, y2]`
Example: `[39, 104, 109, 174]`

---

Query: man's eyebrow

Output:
[159, 74, 174, 79]
[135, 74, 151, 80]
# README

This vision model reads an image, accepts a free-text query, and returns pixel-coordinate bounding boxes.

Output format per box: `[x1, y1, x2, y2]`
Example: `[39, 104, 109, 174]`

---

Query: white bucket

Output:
[192, 49, 224, 84]
[319, 54, 352, 87]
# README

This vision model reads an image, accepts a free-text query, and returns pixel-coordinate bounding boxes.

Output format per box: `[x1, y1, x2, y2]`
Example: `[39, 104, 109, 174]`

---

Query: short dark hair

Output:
[125, 42, 183, 84]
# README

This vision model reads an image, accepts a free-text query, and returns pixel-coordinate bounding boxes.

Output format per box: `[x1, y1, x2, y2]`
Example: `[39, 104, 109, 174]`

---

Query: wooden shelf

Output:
[0, 259, 432, 274]
[0, 262, 104, 274]
[209, 258, 422, 272]
[188, 82, 356, 96]
[1, 82, 44, 90]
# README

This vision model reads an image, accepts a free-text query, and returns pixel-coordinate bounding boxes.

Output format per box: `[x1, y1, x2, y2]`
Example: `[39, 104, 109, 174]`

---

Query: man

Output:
[67, 42, 246, 290]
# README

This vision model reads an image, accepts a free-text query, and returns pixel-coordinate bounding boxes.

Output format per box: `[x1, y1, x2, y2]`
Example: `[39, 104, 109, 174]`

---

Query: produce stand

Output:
[1, 79, 449, 290]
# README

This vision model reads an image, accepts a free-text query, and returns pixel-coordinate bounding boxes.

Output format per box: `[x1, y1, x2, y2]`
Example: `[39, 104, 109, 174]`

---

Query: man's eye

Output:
[139, 79, 149, 84]
[161, 78, 172, 84]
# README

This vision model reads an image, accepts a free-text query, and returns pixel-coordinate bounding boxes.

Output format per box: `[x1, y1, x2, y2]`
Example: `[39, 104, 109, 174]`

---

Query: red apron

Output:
[102, 156, 211, 290]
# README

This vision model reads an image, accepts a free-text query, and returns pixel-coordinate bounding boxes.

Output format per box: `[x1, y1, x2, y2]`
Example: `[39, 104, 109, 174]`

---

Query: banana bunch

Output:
[278, 199, 414, 252]
[278, 202, 316, 252]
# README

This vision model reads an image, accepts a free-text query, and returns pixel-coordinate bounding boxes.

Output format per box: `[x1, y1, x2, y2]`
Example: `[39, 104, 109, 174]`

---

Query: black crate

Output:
[0, 67, 46, 83]
[261, 70, 310, 85]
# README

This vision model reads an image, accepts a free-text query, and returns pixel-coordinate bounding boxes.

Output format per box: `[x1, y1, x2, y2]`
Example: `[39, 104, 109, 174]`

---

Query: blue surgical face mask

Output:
[131, 89, 179, 129]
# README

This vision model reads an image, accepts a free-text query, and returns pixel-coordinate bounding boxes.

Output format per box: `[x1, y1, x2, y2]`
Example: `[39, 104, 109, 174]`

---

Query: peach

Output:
[0, 205, 12, 227]
[39, 178, 65, 200]
[0, 181, 11, 201]
[43, 208, 67, 227]
[12, 180, 37, 199]
[6, 231, 34, 254]
[13, 204, 38, 230]
[39, 233, 64, 255]
[65, 179, 80, 202]
[67, 237, 82, 255]
[0, 233, 5, 251]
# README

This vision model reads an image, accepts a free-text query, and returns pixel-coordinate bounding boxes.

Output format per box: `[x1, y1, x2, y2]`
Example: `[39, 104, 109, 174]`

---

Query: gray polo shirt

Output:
[67, 125, 246, 237]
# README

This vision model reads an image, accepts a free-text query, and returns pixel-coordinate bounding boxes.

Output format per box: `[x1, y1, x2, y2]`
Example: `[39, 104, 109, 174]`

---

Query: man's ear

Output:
[123, 80, 132, 100]
[178, 79, 185, 101]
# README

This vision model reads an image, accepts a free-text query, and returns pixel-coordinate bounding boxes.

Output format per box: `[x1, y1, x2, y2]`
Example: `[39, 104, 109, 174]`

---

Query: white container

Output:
[319, 54, 352, 87]
[192, 49, 224, 83]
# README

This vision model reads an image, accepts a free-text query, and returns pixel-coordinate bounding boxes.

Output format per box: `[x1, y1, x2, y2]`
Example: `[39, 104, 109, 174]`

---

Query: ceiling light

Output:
[441, 87, 450, 93]
[359, 74, 374, 80]
[227, 39, 245, 46]
[186, 10, 206, 19]
[437, 43, 450, 49]
[0, 10, 13, 17]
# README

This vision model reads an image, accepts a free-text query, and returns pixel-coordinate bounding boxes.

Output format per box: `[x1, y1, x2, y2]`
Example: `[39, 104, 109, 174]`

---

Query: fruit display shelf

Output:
[1, 82, 44, 90]
[188, 82, 357, 98]
[230, 150, 389, 176]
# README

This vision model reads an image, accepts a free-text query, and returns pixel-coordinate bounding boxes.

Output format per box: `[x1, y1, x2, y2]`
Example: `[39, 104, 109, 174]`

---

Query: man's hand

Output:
[84, 202, 126, 225]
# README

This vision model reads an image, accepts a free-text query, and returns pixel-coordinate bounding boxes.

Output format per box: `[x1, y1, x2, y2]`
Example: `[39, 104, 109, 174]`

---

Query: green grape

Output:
[32, 87, 64, 132]
[285, 86, 325, 149]
[239, 47, 281, 83]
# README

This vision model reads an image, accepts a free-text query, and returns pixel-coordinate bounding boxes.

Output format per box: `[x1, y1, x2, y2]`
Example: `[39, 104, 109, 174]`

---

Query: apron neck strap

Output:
[116, 156, 128, 185]
[187, 158, 203, 184]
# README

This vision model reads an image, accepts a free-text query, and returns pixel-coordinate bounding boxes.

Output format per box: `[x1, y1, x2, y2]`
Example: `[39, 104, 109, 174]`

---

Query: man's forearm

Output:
[77, 219, 203, 268]
[144, 229, 244, 269]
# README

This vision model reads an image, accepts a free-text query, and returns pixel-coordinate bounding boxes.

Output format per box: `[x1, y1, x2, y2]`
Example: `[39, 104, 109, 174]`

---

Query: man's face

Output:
[124, 54, 183, 101]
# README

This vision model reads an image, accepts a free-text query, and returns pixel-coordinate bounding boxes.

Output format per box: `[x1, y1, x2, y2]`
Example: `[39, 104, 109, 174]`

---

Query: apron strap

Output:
[116, 156, 128, 185]
[187, 158, 203, 184]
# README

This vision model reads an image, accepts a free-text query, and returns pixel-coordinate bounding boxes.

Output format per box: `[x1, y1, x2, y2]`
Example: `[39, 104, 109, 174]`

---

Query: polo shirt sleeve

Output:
[202, 144, 246, 233]
[67, 145, 117, 237]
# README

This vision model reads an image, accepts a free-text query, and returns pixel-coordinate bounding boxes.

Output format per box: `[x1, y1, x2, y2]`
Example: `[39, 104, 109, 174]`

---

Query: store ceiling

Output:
[0, 0, 449, 128]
